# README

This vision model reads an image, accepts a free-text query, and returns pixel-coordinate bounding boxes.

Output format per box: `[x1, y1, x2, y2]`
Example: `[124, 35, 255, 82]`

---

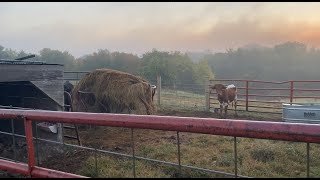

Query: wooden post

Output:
[56, 99, 64, 143]
[205, 78, 210, 111]
[157, 75, 161, 107]
[246, 81, 249, 111]
[290, 81, 294, 105]
[56, 107, 64, 143]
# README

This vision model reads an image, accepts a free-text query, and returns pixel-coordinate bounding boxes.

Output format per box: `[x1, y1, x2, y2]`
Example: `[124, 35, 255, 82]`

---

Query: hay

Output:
[71, 68, 156, 115]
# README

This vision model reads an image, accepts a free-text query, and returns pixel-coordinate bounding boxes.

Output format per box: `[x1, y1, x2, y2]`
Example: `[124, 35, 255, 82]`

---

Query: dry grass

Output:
[157, 87, 320, 114]
[70, 125, 320, 178]
[38, 85, 320, 178]
[42, 108, 318, 178]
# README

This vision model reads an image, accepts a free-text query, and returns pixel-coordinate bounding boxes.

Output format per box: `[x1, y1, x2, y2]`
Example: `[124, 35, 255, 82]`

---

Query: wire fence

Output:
[0, 72, 320, 177]
[1, 109, 320, 178]
[64, 72, 320, 114]
[157, 82, 206, 111]
[64, 71, 208, 112]
[209, 79, 320, 114]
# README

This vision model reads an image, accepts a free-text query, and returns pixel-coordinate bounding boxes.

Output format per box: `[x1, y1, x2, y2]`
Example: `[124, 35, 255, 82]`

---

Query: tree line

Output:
[1, 41, 320, 88]
[0, 46, 213, 87]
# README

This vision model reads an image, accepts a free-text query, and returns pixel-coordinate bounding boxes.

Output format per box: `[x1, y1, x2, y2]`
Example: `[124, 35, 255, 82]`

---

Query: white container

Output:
[282, 103, 320, 124]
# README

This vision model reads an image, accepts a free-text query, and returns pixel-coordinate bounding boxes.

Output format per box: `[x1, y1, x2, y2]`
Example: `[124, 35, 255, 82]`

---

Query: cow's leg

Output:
[219, 104, 223, 118]
[220, 102, 228, 118]
[234, 92, 238, 116]
[224, 104, 228, 119]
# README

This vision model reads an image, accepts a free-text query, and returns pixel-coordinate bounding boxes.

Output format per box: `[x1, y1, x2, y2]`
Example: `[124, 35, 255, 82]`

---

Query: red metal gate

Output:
[0, 109, 320, 177]
[209, 79, 320, 113]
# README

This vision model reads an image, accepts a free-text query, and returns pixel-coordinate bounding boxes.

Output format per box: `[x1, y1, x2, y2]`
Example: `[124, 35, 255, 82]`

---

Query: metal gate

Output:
[0, 109, 320, 178]
[209, 79, 320, 114]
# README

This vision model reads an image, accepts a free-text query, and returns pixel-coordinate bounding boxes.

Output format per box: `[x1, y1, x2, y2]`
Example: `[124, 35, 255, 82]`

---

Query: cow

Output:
[211, 83, 237, 118]
[64, 81, 74, 112]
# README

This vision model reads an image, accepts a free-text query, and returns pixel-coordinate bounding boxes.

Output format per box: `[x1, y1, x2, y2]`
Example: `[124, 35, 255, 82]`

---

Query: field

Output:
[36, 86, 318, 178]
[2, 84, 319, 178]
[36, 105, 320, 178]
[158, 88, 320, 114]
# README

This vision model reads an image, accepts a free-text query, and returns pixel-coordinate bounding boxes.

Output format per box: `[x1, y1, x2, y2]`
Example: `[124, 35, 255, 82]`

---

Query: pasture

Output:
[35, 88, 320, 178]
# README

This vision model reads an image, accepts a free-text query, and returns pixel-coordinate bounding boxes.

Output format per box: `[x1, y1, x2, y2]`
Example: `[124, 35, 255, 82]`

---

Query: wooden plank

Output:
[31, 80, 64, 107]
[0, 64, 63, 82]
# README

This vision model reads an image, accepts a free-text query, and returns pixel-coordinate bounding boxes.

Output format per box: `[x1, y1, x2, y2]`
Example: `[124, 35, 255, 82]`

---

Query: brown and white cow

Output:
[211, 84, 237, 118]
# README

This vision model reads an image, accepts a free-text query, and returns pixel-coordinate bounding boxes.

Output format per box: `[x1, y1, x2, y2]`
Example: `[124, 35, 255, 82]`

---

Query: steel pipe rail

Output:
[0, 159, 87, 178]
[1, 109, 320, 143]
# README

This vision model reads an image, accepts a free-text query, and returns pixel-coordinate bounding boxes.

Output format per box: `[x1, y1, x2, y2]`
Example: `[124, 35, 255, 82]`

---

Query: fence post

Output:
[246, 81, 249, 111]
[290, 81, 294, 105]
[57, 123, 63, 143]
[56, 103, 64, 143]
[205, 78, 210, 111]
[24, 117, 35, 177]
[76, 72, 79, 85]
[157, 75, 161, 107]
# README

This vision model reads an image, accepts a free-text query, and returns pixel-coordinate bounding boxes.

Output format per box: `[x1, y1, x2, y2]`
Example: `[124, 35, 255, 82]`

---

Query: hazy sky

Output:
[1, 2, 320, 57]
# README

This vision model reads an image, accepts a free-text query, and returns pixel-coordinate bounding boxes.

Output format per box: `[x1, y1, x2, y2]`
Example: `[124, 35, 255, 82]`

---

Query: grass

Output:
[156, 89, 206, 111]
[68, 125, 320, 178]
[37, 107, 313, 178]
[42, 86, 320, 178]
[67, 80, 320, 113]
[157, 88, 320, 114]
[57, 107, 318, 178]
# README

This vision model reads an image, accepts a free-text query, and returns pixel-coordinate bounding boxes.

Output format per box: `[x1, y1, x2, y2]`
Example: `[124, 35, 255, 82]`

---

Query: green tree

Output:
[193, 59, 214, 85]
[37, 48, 75, 70]
[0, 45, 19, 59]
[139, 49, 175, 83]
[77, 49, 111, 71]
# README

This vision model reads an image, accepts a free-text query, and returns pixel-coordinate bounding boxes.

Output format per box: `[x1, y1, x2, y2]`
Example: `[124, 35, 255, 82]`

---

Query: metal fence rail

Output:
[0, 108, 320, 178]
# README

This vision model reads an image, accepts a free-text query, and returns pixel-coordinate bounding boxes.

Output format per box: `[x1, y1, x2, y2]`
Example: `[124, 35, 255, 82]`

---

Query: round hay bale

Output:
[71, 68, 156, 115]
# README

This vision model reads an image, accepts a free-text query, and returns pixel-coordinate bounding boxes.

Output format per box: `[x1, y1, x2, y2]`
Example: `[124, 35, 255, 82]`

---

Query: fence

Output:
[208, 79, 320, 114]
[64, 71, 207, 111]
[0, 109, 320, 177]
[64, 72, 320, 114]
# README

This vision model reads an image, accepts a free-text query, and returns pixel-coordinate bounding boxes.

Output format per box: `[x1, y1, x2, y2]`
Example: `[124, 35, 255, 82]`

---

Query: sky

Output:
[1, 2, 320, 58]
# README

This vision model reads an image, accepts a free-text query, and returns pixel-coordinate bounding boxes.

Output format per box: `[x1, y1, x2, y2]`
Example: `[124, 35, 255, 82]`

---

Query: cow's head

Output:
[211, 84, 226, 96]
[64, 81, 74, 94]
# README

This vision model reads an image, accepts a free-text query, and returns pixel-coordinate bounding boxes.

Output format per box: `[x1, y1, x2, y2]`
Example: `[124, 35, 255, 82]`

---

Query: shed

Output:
[0, 56, 64, 142]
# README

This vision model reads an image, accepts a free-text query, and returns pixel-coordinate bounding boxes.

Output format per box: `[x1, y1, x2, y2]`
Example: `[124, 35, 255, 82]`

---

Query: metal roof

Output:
[0, 55, 63, 66]
[0, 59, 63, 66]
